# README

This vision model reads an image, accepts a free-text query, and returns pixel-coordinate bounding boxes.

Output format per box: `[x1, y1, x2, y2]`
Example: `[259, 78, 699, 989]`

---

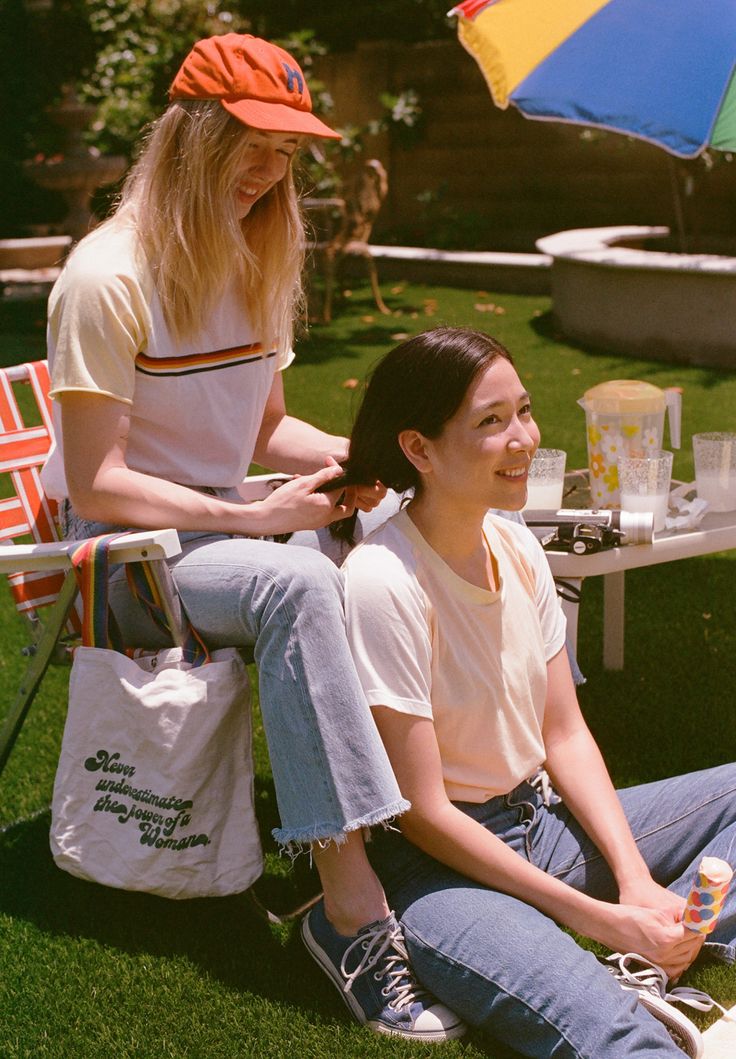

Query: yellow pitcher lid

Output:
[581, 379, 665, 414]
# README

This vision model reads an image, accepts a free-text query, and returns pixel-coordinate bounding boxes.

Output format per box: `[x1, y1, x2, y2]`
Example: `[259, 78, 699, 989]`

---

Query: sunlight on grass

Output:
[1, 280, 734, 1057]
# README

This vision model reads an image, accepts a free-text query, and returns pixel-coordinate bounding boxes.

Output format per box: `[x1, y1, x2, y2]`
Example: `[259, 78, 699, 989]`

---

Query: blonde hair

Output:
[111, 100, 305, 349]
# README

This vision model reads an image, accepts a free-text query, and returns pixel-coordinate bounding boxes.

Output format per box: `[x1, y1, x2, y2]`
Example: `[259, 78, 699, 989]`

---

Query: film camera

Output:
[524, 508, 654, 555]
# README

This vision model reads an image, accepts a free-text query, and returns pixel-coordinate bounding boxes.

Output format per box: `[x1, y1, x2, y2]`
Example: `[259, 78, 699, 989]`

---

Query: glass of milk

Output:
[523, 449, 567, 511]
[618, 450, 673, 532]
[693, 432, 736, 513]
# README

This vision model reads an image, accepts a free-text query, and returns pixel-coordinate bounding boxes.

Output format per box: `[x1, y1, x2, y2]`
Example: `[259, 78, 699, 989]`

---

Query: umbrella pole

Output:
[667, 155, 688, 252]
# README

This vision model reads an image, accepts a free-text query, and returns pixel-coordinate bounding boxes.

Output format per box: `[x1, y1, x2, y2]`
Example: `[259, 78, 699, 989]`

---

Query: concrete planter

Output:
[537, 227, 736, 370]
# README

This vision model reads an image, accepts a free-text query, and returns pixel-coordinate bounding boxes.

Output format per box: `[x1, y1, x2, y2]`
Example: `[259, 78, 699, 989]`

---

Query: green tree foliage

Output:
[1, 0, 436, 235]
[80, 0, 249, 155]
[0, 0, 251, 232]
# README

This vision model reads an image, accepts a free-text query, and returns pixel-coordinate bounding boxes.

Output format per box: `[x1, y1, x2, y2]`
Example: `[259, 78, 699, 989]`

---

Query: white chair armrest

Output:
[0, 528, 182, 575]
[237, 473, 292, 502]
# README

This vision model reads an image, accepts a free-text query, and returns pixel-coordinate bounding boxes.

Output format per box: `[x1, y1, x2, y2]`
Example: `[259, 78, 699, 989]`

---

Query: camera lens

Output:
[610, 509, 654, 544]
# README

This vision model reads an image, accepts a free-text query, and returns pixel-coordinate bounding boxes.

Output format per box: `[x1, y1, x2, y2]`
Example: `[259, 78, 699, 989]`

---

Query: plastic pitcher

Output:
[578, 380, 682, 508]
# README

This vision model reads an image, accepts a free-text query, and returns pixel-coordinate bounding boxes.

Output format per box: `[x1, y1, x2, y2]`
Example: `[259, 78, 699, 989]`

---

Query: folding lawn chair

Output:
[0, 360, 319, 921]
[0, 360, 184, 777]
[307, 158, 391, 324]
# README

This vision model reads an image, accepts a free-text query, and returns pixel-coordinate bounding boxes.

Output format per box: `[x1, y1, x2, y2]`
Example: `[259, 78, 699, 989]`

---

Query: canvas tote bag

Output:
[50, 533, 263, 898]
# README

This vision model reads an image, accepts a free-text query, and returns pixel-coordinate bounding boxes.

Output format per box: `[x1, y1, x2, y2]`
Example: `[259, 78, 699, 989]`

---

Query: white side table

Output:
[543, 473, 736, 669]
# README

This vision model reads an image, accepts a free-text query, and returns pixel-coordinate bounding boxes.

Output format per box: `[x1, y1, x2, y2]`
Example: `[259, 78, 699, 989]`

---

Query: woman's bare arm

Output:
[59, 390, 355, 536]
[373, 693, 700, 979]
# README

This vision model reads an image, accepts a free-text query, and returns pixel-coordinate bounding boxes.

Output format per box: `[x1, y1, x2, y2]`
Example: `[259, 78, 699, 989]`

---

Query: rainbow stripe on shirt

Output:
[135, 343, 277, 378]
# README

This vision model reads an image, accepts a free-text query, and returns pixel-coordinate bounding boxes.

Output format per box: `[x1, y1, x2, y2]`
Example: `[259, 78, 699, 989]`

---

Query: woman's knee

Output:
[399, 886, 680, 1056]
[165, 538, 345, 647]
[251, 546, 345, 626]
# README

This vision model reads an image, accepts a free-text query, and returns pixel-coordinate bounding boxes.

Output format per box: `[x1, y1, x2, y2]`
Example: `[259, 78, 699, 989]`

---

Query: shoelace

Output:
[606, 952, 734, 1020]
[340, 919, 428, 1012]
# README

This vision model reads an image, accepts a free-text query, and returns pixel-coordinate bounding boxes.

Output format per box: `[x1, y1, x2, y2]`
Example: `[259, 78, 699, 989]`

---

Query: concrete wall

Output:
[536, 227, 736, 369]
[315, 40, 736, 253]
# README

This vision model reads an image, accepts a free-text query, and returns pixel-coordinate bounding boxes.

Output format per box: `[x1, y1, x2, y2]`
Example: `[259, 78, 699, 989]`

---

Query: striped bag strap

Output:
[69, 533, 128, 652]
[124, 560, 210, 668]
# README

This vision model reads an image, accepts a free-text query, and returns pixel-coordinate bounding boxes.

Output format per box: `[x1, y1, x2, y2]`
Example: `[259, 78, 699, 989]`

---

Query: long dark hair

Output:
[332, 326, 513, 541]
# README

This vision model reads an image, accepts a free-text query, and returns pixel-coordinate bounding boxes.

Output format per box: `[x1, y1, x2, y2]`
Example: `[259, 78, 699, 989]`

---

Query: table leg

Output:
[603, 570, 626, 670]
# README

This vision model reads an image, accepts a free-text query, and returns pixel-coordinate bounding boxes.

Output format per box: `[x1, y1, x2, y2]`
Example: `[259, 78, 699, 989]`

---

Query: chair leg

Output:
[321, 252, 337, 324]
[0, 570, 79, 778]
[366, 256, 391, 315]
[146, 558, 188, 647]
[244, 886, 323, 925]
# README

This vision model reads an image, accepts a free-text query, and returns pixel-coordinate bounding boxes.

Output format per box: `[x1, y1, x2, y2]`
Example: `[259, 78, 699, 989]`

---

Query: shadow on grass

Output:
[0, 811, 506, 1056]
[0, 810, 323, 1013]
[296, 285, 447, 368]
[574, 555, 736, 786]
[0, 301, 48, 367]
[529, 310, 736, 390]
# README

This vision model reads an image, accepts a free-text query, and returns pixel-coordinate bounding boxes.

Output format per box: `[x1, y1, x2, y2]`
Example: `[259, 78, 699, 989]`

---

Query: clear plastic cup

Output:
[523, 449, 567, 511]
[693, 432, 736, 512]
[617, 450, 673, 533]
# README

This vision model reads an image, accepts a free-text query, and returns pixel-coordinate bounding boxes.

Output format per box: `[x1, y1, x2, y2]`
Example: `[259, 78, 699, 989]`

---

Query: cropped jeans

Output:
[367, 763, 736, 1058]
[62, 494, 408, 849]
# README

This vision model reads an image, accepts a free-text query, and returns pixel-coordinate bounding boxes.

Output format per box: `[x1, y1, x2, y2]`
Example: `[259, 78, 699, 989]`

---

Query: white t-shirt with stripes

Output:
[41, 221, 293, 500]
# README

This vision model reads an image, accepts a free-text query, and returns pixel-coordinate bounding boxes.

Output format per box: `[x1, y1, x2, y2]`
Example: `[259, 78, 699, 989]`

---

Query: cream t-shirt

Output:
[41, 221, 294, 500]
[343, 508, 567, 803]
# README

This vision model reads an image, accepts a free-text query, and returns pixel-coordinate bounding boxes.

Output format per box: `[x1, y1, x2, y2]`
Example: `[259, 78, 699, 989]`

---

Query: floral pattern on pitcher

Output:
[600, 431, 625, 463]
[588, 431, 625, 499]
[587, 421, 664, 506]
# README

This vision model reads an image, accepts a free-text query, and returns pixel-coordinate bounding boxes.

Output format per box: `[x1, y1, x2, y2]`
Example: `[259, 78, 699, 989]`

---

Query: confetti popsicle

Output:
[683, 856, 733, 935]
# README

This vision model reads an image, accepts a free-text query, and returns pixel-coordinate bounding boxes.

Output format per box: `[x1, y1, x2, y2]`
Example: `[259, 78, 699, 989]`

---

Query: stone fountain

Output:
[24, 85, 126, 245]
[1, 85, 128, 299]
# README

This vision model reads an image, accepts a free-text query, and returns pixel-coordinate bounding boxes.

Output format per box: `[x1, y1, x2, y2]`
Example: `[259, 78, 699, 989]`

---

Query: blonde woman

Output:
[41, 34, 463, 1043]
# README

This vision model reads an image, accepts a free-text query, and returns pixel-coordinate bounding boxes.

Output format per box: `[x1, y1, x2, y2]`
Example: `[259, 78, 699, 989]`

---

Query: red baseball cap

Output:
[169, 34, 340, 140]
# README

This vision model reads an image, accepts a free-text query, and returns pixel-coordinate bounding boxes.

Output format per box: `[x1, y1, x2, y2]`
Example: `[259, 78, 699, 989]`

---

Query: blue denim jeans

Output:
[367, 764, 736, 1058]
[61, 495, 408, 849]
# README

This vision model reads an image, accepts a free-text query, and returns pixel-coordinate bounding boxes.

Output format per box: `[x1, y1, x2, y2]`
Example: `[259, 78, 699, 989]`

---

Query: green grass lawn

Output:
[1, 281, 735, 1057]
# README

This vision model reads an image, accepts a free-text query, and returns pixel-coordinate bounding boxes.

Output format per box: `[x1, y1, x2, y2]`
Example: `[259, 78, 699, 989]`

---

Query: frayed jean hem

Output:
[272, 797, 411, 855]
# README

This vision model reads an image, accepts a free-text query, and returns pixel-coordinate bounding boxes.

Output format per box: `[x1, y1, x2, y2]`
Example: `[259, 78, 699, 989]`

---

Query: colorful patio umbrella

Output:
[450, 0, 736, 159]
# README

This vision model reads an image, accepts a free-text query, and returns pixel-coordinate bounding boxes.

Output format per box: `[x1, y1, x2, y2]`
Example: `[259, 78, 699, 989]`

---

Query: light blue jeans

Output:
[366, 763, 736, 1057]
[61, 495, 408, 849]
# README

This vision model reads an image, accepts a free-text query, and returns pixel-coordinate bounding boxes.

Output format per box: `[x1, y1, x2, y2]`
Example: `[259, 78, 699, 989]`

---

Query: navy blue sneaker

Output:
[301, 901, 466, 1042]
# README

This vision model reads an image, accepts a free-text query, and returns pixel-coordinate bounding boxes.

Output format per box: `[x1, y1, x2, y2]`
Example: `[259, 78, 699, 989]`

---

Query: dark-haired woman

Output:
[317, 326, 736, 1058]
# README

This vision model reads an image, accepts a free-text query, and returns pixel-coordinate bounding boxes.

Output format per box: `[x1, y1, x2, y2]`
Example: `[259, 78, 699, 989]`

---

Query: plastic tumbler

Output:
[693, 432, 736, 512]
[617, 450, 673, 533]
[523, 449, 567, 511]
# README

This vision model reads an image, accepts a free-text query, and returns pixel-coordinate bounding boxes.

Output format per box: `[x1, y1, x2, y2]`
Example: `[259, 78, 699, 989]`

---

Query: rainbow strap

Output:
[125, 559, 208, 667]
[70, 533, 208, 667]
[69, 533, 127, 652]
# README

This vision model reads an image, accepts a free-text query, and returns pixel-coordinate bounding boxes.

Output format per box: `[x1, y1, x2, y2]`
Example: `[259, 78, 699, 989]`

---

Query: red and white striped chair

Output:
[0, 360, 182, 777]
[0, 360, 321, 920]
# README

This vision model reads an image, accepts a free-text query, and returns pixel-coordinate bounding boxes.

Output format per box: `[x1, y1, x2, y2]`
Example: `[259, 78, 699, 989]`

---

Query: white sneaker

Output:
[605, 951, 732, 1058]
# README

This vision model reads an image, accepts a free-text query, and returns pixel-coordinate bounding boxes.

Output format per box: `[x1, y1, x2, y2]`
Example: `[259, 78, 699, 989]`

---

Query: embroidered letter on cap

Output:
[282, 62, 304, 94]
